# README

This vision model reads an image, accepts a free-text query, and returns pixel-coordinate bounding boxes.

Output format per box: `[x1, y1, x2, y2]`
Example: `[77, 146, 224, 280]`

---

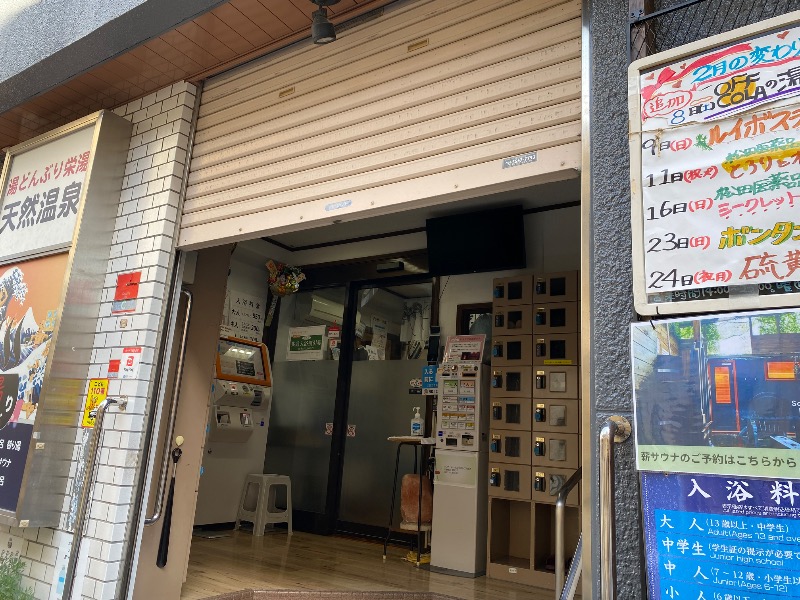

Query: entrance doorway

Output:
[131, 179, 582, 600]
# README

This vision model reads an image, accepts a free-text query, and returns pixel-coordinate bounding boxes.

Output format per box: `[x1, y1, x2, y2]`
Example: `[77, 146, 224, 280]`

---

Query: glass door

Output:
[337, 282, 433, 531]
[265, 286, 346, 531]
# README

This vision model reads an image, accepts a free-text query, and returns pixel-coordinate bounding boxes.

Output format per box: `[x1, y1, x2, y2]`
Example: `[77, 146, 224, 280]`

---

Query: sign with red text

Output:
[0, 125, 93, 261]
[631, 18, 800, 314]
[120, 347, 142, 380]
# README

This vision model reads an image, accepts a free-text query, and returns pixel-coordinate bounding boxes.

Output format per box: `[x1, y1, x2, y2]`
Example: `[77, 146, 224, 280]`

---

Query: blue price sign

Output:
[642, 472, 800, 599]
[422, 365, 438, 396]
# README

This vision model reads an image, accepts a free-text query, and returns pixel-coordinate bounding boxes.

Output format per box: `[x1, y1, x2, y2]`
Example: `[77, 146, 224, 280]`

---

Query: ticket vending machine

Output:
[431, 335, 490, 576]
[194, 337, 273, 526]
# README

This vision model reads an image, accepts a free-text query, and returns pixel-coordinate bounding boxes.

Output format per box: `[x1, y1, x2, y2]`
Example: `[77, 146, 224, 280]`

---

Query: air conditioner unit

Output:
[296, 294, 360, 326]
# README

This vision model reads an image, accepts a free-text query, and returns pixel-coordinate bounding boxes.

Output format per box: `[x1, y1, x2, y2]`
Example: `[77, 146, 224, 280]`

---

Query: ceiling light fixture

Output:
[310, 0, 340, 45]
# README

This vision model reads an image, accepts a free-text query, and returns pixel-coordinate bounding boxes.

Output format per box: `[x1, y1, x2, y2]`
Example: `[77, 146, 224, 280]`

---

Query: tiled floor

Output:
[181, 530, 556, 600]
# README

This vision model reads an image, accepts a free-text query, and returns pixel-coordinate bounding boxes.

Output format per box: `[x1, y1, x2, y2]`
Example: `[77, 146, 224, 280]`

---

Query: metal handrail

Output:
[599, 416, 631, 600]
[555, 467, 582, 599]
[145, 289, 192, 525]
[559, 534, 583, 600]
[63, 397, 127, 599]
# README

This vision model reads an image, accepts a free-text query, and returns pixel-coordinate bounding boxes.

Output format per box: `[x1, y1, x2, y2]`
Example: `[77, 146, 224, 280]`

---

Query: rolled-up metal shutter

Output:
[179, 0, 581, 249]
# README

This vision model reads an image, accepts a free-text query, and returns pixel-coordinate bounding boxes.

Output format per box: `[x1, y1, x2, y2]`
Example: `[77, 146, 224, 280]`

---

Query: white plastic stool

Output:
[235, 474, 293, 536]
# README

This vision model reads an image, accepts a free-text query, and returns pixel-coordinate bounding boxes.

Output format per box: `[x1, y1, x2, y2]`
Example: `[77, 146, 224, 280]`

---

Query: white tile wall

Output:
[0, 82, 195, 600]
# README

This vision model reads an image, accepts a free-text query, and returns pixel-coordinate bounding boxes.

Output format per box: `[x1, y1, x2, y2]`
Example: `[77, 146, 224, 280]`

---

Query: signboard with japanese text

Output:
[81, 379, 108, 428]
[120, 347, 142, 380]
[0, 253, 68, 511]
[286, 326, 326, 361]
[633, 308, 800, 479]
[111, 271, 140, 314]
[0, 125, 93, 263]
[422, 365, 438, 395]
[642, 472, 800, 600]
[224, 290, 266, 343]
[443, 335, 486, 363]
[630, 14, 800, 314]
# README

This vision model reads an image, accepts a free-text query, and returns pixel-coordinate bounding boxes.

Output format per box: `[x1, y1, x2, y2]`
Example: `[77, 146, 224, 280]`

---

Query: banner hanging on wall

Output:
[630, 17, 800, 314]
[0, 252, 68, 512]
[0, 125, 93, 262]
[632, 308, 800, 479]
[641, 472, 800, 600]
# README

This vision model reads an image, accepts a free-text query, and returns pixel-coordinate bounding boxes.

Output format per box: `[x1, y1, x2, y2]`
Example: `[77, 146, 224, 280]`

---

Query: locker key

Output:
[489, 469, 501, 487]
[535, 279, 546, 294]
[535, 371, 546, 389]
[494, 313, 505, 327]
[492, 371, 503, 388]
[535, 340, 546, 357]
[490, 435, 502, 453]
[492, 342, 503, 358]
[535, 309, 547, 326]
[492, 403, 503, 421]
[534, 437, 546, 457]
[534, 472, 546, 492]
[534, 404, 546, 422]
[493, 285, 505, 299]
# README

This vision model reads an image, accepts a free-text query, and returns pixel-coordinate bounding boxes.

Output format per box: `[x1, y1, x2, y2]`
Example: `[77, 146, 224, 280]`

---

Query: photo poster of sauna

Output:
[632, 308, 800, 479]
[0, 252, 68, 511]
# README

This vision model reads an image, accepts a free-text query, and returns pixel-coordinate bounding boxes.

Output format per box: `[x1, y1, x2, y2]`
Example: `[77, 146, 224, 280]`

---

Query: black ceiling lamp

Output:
[310, 0, 340, 45]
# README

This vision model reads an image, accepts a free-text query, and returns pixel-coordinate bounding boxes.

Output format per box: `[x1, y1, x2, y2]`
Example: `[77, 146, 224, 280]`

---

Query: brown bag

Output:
[400, 474, 433, 526]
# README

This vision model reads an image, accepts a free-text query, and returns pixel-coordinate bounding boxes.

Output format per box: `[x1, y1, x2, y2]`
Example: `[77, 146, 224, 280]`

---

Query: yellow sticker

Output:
[82, 379, 109, 428]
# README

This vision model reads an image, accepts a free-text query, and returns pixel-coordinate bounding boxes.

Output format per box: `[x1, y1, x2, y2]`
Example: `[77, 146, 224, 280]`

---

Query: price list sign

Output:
[630, 17, 800, 314]
[642, 473, 800, 600]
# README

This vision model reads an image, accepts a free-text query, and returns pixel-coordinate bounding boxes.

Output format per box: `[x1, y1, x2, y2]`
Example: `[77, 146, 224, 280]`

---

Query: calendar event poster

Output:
[0, 252, 68, 511]
[642, 472, 800, 600]
[632, 308, 800, 479]
[632, 21, 800, 305]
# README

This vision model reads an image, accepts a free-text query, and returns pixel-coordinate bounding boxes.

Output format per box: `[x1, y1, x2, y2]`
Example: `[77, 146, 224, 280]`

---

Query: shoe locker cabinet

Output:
[487, 272, 581, 589]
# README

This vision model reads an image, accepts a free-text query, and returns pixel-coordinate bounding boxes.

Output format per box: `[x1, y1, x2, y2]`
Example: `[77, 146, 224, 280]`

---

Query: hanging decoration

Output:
[265, 260, 306, 326]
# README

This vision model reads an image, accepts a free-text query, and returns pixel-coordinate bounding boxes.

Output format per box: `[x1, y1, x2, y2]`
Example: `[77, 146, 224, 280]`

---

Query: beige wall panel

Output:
[178, 141, 580, 249]
[190, 70, 581, 188]
[180, 0, 582, 248]
[185, 101, 580, 215]
[197, 1, 580, 126]
[182, 120, 581, 228]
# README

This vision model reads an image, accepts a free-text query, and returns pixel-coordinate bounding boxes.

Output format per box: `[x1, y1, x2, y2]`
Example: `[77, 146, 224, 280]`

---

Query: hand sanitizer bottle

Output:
[411, 407, 423, 436]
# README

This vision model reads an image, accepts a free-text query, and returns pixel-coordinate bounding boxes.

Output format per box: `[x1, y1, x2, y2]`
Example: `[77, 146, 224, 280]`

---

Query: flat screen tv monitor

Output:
[426, 205, 526, 276]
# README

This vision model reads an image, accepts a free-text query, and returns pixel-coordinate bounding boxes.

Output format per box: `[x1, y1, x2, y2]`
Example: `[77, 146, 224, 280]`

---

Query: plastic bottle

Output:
[411, 406, 423, 436]
[56, 564, 65, 594]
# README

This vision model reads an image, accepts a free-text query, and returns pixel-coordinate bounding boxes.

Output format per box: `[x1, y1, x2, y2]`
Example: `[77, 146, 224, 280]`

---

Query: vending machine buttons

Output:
[535, 278, 546, 295]
[490, 468, 501, 487]
[492, 342, 503, 358]
[492, 402, 503, 421]
[535, 309, 547, 326]
[535, 339, 546, 357]
[535, 371, 546, 389]
[491, 435, 502, 453]
[534, 404, 546, 422]
[534, 472, 546, 492]
[534, 437, 546, 456]
[492, 371, 503, 388]
[494, 313, 505, 327]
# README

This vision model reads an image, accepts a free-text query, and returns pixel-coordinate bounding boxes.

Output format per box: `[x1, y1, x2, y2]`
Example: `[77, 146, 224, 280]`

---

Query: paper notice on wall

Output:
[287, 326, 326, 361]
[120, 347, 142, 380]
[226, 290, 266, 342]
[633, 23, 800, 300]
[371, 316, 387, 360]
